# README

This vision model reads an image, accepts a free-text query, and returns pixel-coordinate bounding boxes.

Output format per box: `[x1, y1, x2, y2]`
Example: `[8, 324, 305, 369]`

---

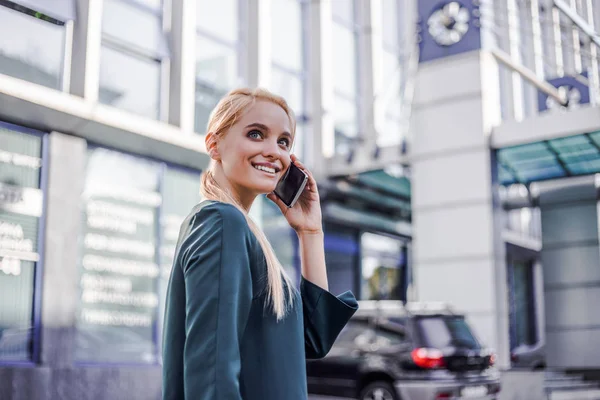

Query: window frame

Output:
[0, 121, 49, 366]
[193, 0, 245, 134]
[331, 0, 361, 154]
[99, 0, 170, 121]
[0, 1, 73, 92]
[74, 142, 202, 366]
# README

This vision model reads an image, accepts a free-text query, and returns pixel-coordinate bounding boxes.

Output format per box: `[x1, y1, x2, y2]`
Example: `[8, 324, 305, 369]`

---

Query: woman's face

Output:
[216, 100, 293, 200]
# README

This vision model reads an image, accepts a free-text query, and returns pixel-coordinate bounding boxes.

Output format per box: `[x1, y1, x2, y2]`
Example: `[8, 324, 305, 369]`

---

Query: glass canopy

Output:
[498, 131, 600, 185]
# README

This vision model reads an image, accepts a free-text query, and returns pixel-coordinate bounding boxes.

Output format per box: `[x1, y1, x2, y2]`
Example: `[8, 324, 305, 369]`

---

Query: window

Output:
[75, 147, 202, 364]
[332, 0, 359, 156]
[195, 0, 243, 134]
[508, 258, 537, 349]
[336, 318, 372, 346]
[360, 232, 406, 301]
[99, 0, 169, 119]
[417, 317, 481, 350]
[0, 122, 45, 363]
[376, 0, 409, 147]
[0, 2, 69, 90]
[374, 324, 407, 347]
[157, 166, 202, 358]
[270, 0, 307, 159]
[262, 198, 298, 283]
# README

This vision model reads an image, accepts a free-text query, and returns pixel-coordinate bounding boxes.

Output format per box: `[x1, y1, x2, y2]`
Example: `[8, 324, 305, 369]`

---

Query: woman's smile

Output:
[251, 161, 281, 176]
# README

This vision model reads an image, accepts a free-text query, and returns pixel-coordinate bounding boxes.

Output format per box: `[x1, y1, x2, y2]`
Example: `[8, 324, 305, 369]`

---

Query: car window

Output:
[374, 325, 406, 347]
[417, 316, 481, 350]
[336, 318, 372, 346]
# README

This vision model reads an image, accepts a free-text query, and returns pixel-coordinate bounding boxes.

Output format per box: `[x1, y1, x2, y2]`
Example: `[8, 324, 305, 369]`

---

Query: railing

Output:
[483, 0, 600, 122]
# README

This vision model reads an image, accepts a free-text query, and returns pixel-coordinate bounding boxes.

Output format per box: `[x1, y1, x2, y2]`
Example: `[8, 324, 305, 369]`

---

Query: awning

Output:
[498, 131, 600, 185]
[12, 0, 76, 22]
[321, 168, 412, 238]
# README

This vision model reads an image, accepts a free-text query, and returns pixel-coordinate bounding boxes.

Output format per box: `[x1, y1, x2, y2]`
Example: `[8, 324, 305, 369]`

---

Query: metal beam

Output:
[490, 48, 568, 107]
[324, 143, 410, 177]
[553, 0, 600, 49]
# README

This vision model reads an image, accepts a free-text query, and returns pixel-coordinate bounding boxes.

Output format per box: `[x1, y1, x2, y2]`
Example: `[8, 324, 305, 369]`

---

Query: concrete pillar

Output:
[411, 52, 510, 366]
[539, 179, 600, 368]
[40, 132, 86, 366]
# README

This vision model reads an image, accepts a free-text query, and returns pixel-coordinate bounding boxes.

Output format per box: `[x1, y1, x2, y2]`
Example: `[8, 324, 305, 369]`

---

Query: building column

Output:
[538, 178, 600, 368]
[411, 0, 509, 367]
[412, 50, 510, 367]
[40, 132, 86, 366]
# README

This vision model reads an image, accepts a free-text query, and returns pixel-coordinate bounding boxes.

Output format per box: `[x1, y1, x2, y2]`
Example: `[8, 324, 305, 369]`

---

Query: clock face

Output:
[428, 1, 470, 46]
[545, 85, 581, 110]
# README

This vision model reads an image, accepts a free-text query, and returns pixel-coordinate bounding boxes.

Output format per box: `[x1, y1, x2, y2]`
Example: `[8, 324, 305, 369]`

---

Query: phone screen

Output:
[274, 163, 308, 207]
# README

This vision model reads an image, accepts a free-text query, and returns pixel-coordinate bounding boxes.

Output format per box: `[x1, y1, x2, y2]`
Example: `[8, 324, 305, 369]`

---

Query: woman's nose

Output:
[262, 139, 280, 157]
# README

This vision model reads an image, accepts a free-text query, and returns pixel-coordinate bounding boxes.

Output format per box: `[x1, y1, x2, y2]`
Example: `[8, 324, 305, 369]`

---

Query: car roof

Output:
[353, 300, 460, 319]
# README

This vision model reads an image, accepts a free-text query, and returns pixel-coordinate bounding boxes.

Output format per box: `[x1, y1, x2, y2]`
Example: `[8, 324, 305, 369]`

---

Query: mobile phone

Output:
[273, 162, 309, 208]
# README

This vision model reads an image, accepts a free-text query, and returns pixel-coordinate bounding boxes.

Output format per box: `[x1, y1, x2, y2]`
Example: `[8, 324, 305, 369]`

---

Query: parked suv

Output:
[307, 301, 501, 400]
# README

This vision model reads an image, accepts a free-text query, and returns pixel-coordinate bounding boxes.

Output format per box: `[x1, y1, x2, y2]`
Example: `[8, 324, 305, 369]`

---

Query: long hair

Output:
[201, 87, 297, 320]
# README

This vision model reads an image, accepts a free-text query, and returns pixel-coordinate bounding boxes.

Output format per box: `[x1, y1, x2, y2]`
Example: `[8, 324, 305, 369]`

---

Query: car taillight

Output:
[411, 348, 445, 369]
[490, 353, 497, 366]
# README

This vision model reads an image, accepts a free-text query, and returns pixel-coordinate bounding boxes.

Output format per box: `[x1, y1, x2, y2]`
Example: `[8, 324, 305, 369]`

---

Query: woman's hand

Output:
[266, 155, 323, 235]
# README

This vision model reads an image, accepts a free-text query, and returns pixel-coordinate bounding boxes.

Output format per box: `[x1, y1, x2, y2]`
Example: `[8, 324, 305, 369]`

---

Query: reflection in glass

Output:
[196, 0, 238, 43]
[361, 232, 404, 301]
[76, 148, 162, 364]
[0, 6, 65, 89]
[195, 36, 238, 132]
[99, 46, 161, 119]
[332, 22, 357, 96]
[158, 167, 201, 357]
[262, 198, 297, 283]
[381, 0, 400, 49]
[332, 0, 354, 24]
[0, 128, 44, 362]
[271, 68, 303, 115]
[271, 0, 302, 71]
[102, 0, 166, 57]
[334, 95, 358, 155]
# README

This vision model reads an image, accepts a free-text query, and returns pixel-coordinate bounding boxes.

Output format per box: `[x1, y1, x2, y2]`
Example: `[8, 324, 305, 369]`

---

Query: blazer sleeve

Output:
[301, 277, 359, 359]
[181, 204, 253, 399]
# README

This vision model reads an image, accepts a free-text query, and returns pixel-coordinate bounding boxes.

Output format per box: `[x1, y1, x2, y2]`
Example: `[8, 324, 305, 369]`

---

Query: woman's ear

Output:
[205, 132, 220, 161]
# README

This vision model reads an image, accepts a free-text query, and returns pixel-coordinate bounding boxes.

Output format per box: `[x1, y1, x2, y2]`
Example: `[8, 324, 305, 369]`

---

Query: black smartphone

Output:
[273, 162, 309, 208]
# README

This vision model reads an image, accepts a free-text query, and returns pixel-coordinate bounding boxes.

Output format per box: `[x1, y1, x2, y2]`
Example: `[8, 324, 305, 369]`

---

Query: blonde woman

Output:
[162, 88, 358, 399]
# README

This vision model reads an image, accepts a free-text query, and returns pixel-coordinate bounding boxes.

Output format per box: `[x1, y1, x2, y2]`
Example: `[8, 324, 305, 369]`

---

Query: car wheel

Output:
[360, 381, 398, 400]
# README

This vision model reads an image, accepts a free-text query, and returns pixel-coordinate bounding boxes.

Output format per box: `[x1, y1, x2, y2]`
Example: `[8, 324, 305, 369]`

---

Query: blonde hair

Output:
[201, 87, 297, 320]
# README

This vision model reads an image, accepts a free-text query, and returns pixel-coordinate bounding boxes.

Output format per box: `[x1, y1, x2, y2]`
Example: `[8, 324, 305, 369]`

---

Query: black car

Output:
[307, 301, 501, 400]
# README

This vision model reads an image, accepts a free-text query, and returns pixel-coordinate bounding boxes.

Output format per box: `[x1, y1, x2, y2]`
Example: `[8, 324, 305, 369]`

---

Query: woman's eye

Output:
[247, 130, 262, 139]
[278, 138, 291, 148]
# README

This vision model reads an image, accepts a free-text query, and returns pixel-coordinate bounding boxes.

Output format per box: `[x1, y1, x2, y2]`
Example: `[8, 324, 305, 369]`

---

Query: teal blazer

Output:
[162, 201, 358, 400]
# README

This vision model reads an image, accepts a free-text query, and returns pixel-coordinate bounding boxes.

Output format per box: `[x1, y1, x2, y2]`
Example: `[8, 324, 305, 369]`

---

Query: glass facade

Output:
[498, 132, 600, 185]
[75, 147, 201, 364]
[99, 0, 167, 119]
[332, 0, 359, 156]
[377, 0, 406, 147]
[195, 0, 242, 134]
[0, 3, 66, 90]
[508, 259, 537, 349]
[360, 232, 406, 301]
[0, 123, 45, 363]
